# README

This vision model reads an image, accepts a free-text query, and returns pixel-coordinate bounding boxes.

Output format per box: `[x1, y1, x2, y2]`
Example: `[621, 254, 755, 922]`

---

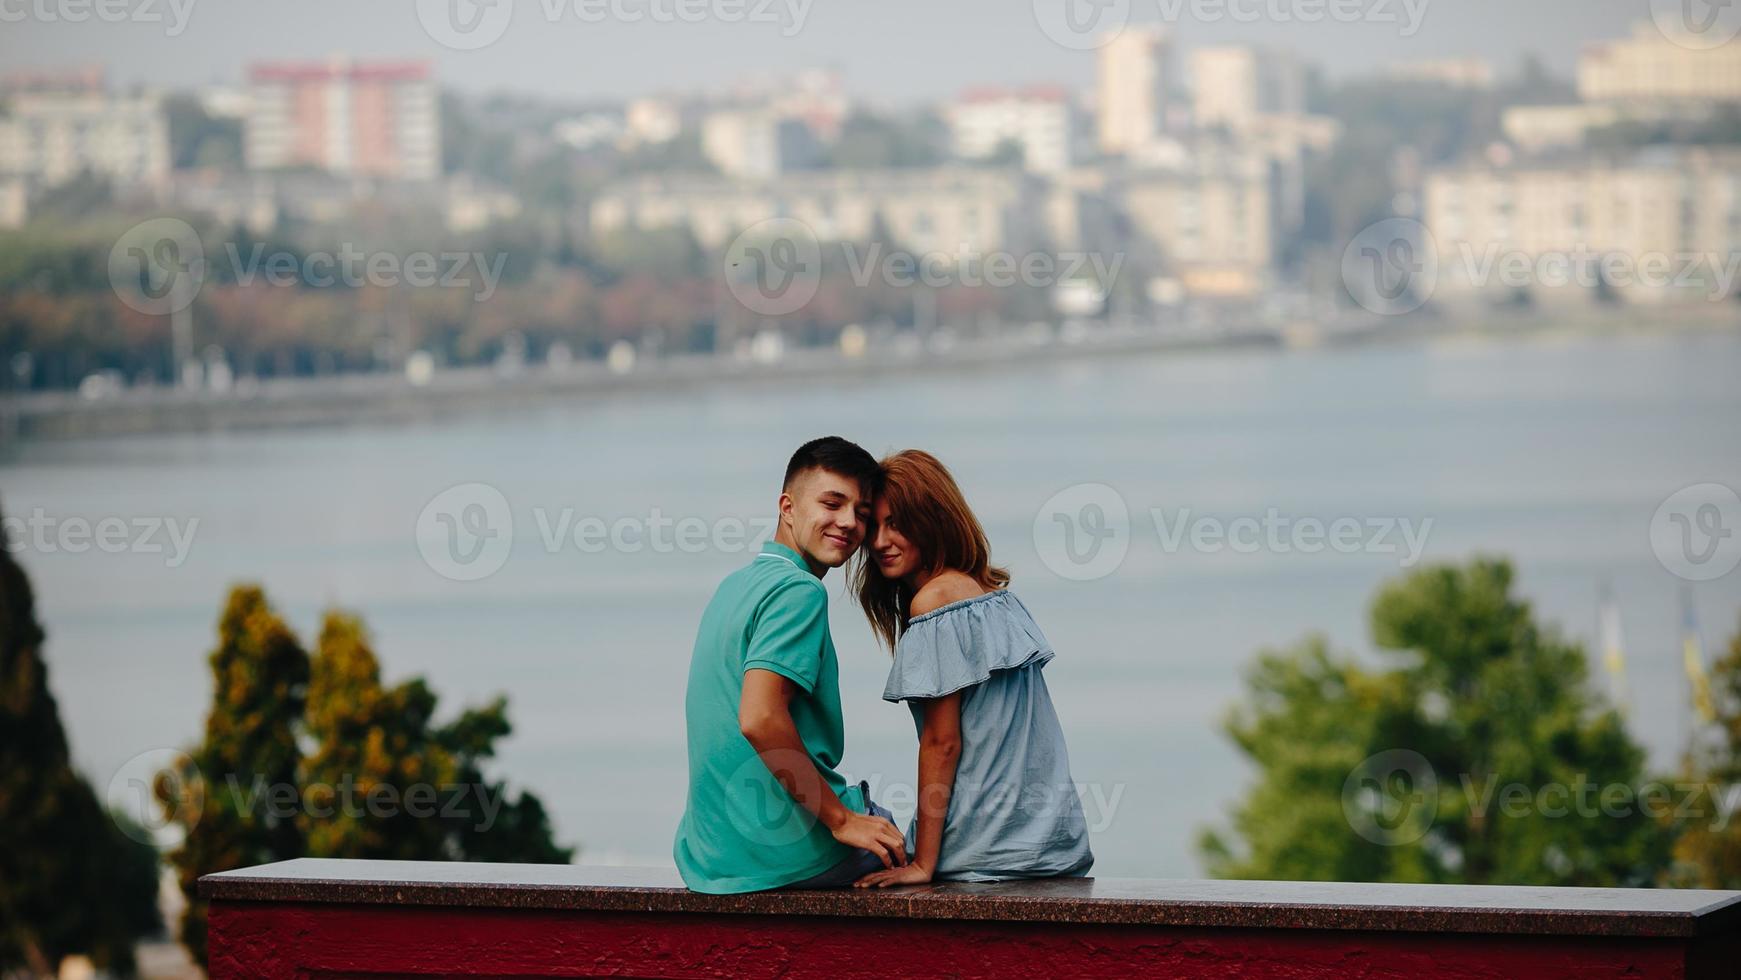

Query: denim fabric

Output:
[781, 784, 899, 889]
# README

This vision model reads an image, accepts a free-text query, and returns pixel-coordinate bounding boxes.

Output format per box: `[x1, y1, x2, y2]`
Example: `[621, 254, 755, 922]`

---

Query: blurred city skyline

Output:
[2, 0, 1668, 102]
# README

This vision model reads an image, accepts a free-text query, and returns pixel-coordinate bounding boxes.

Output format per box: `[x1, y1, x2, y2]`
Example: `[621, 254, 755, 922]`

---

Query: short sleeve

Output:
[743, 579, 829, 693]
[883, 591, 1053, 702]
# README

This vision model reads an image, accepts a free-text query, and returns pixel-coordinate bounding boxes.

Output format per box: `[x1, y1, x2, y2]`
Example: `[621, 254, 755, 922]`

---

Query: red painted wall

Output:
[207, 901, 1719, 979]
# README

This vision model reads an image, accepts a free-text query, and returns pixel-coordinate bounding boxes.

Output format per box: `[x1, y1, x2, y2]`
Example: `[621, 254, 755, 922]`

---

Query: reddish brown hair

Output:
[852, 449, 1009, 652]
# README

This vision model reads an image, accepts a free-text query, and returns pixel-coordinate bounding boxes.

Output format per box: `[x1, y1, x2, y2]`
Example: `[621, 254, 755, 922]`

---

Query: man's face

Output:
[781, 468, 871, 570]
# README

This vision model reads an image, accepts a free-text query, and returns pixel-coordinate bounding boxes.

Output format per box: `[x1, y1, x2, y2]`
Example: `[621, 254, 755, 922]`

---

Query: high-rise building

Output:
[244, 59, 440, 180]
[1189, 46, 1305, 133]
[1097, 26, 1174, 157]
[950, 86, 1075, 174]
[1579, 22, 1741, 103]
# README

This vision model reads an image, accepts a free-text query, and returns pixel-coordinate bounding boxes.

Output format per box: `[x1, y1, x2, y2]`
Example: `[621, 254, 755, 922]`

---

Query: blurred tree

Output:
[159, 585, 309, 964]
[164, 94, 243, 171]
[0, 505, 161, 976]
[827, 110, 947, 169]
[1200, 558, 1671, 887]
[163, 588, 573, 967]
[1667, 615, 1741, 888]
[300, 612, 572, 864]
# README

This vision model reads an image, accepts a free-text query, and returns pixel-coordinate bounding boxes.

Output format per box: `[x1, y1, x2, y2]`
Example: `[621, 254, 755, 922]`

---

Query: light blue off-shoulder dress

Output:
[883, 589, 1094, 881]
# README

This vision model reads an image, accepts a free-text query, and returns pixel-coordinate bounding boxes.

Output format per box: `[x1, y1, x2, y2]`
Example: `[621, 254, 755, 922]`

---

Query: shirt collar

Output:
[759, 539, 817, 576]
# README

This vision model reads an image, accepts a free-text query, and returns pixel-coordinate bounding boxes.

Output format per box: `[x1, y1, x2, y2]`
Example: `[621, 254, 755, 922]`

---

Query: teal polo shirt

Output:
[674, 539, 867, 893]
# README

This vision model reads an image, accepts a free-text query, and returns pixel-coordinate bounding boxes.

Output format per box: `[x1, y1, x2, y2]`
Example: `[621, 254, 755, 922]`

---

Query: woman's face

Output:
[870, 496, 921, 581]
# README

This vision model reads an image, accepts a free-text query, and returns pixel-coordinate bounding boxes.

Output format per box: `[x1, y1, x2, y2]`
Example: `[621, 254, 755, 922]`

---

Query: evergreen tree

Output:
[0, 507, 160, 975]
[1200, 558, 1671, 886]
[299, 612, 571, 864]
[159, 585, 309, 964]
[164, 589, 573, 966]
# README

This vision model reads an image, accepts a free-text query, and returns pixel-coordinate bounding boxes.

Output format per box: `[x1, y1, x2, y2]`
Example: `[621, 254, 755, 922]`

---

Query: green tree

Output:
[299, 612, 571, 864]
[163, 587, 573, 966]
[1668, 615, 1741, 888]
[159, 585, 309, 964]
[0, 505, 161, 975]
[164, 94, 243, 171]
[1200, 558, 1671, 886]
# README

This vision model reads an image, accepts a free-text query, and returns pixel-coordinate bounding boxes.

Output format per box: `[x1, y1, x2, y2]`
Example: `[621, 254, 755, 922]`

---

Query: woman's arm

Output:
[856, 691, 963, 887]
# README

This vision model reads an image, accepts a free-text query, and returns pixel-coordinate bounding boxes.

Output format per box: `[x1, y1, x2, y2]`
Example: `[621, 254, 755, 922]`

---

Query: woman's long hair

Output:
[852, 450, 1010, 652]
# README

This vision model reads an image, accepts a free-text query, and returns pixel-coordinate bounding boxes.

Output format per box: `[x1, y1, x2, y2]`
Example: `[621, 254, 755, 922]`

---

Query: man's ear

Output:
[776, 491, 794, 528]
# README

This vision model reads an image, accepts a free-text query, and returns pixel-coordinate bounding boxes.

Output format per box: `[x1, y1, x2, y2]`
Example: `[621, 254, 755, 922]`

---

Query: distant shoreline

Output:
[4, 309, 1735, 444]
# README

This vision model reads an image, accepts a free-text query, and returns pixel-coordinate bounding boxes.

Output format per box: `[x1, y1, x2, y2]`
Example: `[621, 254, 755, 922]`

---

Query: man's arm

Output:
[739, 668, 907, 868]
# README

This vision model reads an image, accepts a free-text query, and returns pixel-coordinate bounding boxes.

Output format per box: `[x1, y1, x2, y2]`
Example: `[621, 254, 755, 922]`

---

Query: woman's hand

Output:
[853, 861, 933, 888]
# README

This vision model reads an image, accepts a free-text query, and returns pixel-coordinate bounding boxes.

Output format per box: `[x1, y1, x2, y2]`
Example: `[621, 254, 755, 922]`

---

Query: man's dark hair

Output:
[783, 436, 880, 496]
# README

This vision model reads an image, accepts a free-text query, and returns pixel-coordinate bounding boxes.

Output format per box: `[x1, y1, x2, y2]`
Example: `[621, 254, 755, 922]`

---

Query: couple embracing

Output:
[675, 436, 1093, 892]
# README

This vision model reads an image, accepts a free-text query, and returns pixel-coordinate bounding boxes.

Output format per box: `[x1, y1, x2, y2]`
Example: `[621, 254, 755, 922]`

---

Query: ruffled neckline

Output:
[907, 588, 1011, 626]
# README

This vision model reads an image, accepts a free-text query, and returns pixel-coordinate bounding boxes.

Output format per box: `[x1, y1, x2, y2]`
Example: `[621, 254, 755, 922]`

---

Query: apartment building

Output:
[950, 86, 1075, 174]
[590, 167, 1046, 258]
[0, 91, 170, 187]
[1424, 148, 1741, 303]
[244, 59, 440, 180]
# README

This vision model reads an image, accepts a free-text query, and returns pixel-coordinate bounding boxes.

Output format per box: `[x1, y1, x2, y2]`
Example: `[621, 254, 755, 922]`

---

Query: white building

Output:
[1385, 58, 1496, 89]
[1579, 22, 1741, 103]
[1098, 25, 1176, 156]
[0, 91, 170, 187]
[590, 167, 1045, 257]
[1189, 46, 1305, 133]
[244, 59, 440, 180]
[1424, 148, 1741, 304]
[0, 178, 26, 228]
[1116, 148, 1275, 298]
[949, 86, 1074, 174]
[1501, 103, 1623, 153]
[700, 109, 820, 179]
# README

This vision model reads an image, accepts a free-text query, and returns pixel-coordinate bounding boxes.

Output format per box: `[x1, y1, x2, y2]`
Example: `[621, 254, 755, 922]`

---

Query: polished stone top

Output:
[198, 860, 1741, 939]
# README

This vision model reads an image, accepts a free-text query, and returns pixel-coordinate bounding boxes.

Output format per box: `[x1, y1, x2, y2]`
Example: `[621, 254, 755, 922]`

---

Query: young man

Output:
[675, 436, 907, 892]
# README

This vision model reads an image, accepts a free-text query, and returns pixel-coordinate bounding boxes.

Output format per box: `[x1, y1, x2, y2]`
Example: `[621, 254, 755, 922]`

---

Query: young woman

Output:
[850, 449, 1093, 887]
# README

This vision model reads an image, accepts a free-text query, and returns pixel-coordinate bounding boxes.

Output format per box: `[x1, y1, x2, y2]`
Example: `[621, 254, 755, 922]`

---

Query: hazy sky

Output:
[0, 1, 1667, 104]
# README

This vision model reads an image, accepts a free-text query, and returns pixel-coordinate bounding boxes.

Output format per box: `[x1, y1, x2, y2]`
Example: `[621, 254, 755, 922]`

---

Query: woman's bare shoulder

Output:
[909, 570, 990, 618]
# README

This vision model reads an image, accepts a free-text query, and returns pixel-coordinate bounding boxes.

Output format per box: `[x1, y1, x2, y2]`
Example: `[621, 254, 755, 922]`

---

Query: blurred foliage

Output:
[1668, 616, 1741, 888]
[160, 585, 573, 966]
[0, 504, 161, 977]
[1200, 558, 1673, 887]
[1587, 106, 1741, 149]
[826, 110, 947, 170]
[164, 94, 243, 171]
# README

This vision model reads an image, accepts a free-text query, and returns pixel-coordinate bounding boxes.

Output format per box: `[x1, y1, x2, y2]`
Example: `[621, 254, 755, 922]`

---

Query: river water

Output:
[6, 328, 1740, 876]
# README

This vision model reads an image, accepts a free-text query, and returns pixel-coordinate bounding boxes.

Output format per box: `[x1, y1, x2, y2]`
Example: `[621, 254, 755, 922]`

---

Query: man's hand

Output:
[854, 861, 932, 888]
[829, 810, 907, 869]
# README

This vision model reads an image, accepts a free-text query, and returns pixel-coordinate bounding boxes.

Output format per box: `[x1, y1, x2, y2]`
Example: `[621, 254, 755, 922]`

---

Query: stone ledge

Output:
[199, 859, 1741, 939]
